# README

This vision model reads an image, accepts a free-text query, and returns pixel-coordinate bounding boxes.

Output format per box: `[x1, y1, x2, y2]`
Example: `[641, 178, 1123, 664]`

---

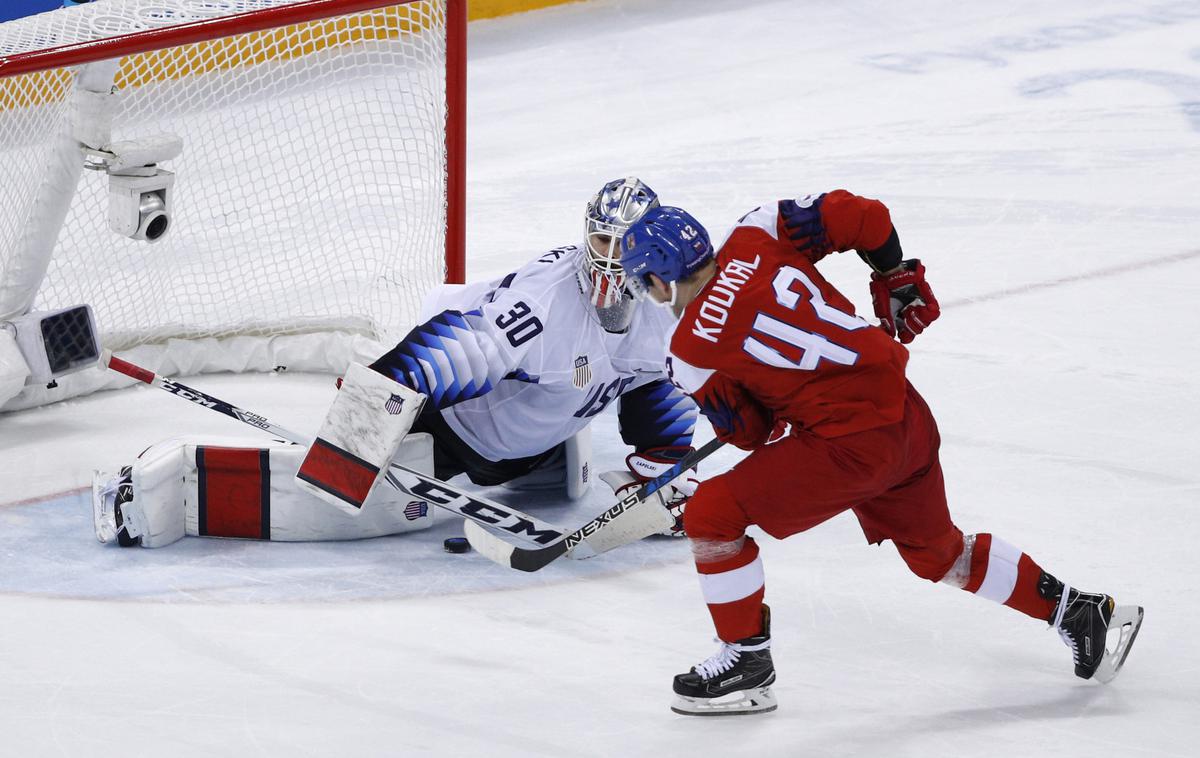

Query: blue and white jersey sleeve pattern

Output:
[369, 287, 545, 411]
[617, 378, 698, 451]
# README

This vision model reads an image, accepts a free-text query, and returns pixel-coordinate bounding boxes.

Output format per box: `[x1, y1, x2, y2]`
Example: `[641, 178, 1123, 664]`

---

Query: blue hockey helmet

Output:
[619, 206, 714, 301]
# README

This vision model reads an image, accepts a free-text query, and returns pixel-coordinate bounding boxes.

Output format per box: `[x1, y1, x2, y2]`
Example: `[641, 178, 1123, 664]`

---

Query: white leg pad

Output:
[565, 426, 592, 500]
[97, 434, 436, 548]
[499, 427, 593, 501]
[295, 362, 425, 513]
[105, 437, 190, 548]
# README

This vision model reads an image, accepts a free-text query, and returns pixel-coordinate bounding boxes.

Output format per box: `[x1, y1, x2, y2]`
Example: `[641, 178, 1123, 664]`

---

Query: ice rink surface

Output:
[3, 0, 1199, 755]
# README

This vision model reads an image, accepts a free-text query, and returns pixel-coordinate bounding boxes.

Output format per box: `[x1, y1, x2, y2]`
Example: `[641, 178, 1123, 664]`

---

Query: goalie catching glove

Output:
[600, 446, 700, 537]
[869, 258, 941, 344]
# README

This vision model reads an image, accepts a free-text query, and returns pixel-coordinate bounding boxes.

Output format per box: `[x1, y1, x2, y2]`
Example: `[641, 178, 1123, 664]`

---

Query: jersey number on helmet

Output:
[743, 267, 867, 371]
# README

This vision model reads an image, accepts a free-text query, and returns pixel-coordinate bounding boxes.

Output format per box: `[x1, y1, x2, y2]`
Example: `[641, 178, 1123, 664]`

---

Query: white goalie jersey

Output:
[370, 245, 697, 461]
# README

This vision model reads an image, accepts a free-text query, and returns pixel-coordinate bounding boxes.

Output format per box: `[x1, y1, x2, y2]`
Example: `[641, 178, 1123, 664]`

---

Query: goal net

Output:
[0, 0, 465, 411]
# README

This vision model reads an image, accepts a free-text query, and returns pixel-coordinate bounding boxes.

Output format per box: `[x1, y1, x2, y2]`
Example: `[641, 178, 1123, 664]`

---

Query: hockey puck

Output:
[444, 536, 471, 554]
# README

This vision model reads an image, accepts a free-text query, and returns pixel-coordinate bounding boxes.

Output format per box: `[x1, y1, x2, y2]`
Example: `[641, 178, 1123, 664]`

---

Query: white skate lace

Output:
[693, 638, 770, 680]
[1052, 583, 1079, 663]
[98, 477, 121, 505]
[694, 641, 740, 680]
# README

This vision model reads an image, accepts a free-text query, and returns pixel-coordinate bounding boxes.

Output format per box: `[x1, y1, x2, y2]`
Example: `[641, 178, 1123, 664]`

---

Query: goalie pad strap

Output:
[295, 437, 380, 510]
[196, 447, 270, 540]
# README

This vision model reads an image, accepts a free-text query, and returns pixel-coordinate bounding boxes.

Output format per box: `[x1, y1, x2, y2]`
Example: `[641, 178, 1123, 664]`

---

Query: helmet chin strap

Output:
[647, 280, 679, 310]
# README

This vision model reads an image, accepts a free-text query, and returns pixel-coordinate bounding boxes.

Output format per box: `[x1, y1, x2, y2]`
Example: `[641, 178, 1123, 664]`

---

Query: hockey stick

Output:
[101, 351, 570, 548]
[464, 436, 726, 572]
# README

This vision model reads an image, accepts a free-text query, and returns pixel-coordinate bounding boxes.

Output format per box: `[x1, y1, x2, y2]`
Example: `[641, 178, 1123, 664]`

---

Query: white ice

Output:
[2, 0, 1198, 755]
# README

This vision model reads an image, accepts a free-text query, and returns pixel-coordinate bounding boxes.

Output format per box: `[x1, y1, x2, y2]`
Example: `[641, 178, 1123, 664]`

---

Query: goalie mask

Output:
[579, 177, 660, 332]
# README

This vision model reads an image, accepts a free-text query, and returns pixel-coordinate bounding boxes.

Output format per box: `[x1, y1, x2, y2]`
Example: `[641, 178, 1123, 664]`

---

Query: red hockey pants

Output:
[684, 382, 963, 581]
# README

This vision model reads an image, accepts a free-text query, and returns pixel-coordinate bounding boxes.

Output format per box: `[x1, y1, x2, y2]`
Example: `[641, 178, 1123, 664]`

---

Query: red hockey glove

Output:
[870, 259, 940, 344]
[598, 446, 699, 537]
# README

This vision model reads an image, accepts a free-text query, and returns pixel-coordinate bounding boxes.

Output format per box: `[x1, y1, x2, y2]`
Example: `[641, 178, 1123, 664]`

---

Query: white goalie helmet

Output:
[579, 177, 660, 332]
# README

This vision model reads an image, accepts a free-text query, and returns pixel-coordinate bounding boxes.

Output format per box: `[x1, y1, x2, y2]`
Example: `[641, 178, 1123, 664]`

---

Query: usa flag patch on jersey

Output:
[572, 355, 592, 390]
[384, 393, 406, 415]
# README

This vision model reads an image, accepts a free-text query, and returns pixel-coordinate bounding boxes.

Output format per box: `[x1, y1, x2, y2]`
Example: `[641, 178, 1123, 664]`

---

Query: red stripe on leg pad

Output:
[197, 447, 268, 539]
[296, 437, 380, 508]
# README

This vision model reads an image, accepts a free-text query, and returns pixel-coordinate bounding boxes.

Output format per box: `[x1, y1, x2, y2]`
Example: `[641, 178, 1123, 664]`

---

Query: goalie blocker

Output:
[295, 362, 426, 514]
[93, 434, 435, 548]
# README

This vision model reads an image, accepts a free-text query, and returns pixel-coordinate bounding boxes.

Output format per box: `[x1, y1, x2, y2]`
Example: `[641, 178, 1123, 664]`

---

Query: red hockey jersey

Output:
[666, 191, 909, 448]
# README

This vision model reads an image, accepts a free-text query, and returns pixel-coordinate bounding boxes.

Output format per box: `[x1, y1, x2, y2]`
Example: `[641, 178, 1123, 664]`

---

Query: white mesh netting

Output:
[0, 0, 452, 410]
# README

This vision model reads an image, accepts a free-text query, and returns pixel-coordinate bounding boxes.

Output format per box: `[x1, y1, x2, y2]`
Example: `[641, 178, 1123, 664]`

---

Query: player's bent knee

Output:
[690, 535, 746, 564]
[894, 527, 965, 582]
[682, 475, 748, 543]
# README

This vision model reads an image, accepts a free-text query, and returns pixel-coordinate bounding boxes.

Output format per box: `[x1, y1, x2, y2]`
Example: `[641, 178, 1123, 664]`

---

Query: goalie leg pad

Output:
[498, 427, 593, 501]
[95, 434, 437, 547]
[264, 433, 435, 541]
[295, 362, 425, 513]
[92, 437, 190, 547]
[565, 426, 592, 501]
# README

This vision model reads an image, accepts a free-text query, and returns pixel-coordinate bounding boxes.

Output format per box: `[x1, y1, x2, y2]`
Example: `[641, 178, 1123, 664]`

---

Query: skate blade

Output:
[1093, 604, 1144, 684]
[670, 686, 777, 716]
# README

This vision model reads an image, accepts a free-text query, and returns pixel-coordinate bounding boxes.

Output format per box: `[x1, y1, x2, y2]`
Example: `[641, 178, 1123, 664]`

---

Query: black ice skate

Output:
[671, 606, 777, 716]
[1044, 575, 1143, 684]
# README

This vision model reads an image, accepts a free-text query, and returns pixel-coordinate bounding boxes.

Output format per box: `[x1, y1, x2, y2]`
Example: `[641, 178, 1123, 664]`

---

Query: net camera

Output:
[86, 134, 181, 243]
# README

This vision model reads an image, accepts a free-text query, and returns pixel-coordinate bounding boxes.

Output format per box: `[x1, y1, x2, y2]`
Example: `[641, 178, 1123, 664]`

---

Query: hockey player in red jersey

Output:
[618, 194, 1144, 716]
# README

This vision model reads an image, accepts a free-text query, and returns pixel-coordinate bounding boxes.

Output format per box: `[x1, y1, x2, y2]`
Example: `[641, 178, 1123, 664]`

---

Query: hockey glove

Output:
[599, 446, 699, 537]
[779, 195, 833, 262]
[870, 259, 941, 344]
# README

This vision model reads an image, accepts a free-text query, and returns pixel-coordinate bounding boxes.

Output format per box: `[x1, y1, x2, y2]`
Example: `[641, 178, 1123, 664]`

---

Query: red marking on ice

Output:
[0, 485, 89, 509]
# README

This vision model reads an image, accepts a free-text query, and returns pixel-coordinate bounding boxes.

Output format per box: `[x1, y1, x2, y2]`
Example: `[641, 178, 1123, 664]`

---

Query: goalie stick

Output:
[464, 436, 725, 572]
[100, 351, 570, 548]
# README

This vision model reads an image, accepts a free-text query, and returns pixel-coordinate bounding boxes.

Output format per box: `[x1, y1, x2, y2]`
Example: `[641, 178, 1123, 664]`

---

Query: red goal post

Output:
[0, 0, 466, 410]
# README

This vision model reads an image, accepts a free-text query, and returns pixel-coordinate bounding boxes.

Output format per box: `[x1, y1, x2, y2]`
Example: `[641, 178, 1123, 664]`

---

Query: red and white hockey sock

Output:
[693, 536, 765, 642]
[952, 533, 1057, 621]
